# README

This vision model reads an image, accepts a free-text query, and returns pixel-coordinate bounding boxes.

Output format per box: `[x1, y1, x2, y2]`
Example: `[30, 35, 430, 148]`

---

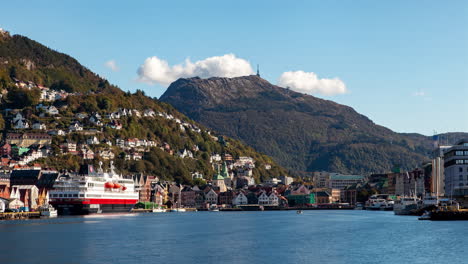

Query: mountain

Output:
[0, 30, 107, 93]
[160, 75, 467, 174]
[0, 30, 289, 183]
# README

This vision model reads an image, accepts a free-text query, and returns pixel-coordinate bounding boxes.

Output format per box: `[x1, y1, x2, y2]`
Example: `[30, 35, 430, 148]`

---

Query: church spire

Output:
[256, 64, 260, 77]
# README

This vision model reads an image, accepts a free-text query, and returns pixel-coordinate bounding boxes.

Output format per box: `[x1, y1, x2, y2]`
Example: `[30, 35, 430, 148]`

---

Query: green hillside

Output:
[0, 30, 289, 184]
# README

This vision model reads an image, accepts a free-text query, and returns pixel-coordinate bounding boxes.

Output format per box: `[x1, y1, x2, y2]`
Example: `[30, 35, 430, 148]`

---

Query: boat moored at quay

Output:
[365, 194, 394, 211]
[49, 163, 138, 215]
[393, 197, 420, 215]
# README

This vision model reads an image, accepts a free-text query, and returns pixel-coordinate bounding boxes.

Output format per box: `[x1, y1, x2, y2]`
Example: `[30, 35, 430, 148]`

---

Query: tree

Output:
[51, 80, 73, 92]
[5, 87, 40, 108]
[193, 178, 206, 186]
[97, 97, 113, 111]
[9, 66, 17, 79]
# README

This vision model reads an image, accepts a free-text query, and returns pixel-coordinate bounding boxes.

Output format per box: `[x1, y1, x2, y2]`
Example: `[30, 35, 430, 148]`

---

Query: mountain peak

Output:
[160, 76, 449, 174]
[162, 75, 289, 107]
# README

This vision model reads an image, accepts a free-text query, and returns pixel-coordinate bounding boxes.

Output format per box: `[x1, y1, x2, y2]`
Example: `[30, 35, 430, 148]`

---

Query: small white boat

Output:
[209, 205, 219, 212]
[38, 204, 58, 217]
[296, 210, 303, 214]
[418, 211, 431, 220]
[152, 208, 165, 213]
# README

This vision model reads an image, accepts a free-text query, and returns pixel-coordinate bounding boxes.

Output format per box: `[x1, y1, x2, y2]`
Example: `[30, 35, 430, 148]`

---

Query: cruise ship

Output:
[49, 163, 139, 215]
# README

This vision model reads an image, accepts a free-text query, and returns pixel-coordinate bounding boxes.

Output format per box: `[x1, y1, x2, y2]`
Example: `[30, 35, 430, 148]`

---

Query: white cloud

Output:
[137, 54, 254, 86]
[105, 60, 119, 72]
[277, 71, 347, 96]
[412, 90, 425, 97]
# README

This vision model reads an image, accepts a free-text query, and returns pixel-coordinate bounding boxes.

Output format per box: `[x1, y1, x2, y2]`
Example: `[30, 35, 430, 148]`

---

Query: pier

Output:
[0, 212, 41, 220]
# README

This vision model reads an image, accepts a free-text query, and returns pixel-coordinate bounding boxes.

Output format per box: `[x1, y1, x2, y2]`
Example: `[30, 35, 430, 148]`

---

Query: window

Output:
[73, 194, 78, 197]
[460, 175, 463, 181]
[460, 167, 464, 172]
[79, 194, 84, 197]
[59, 194, 63, 197]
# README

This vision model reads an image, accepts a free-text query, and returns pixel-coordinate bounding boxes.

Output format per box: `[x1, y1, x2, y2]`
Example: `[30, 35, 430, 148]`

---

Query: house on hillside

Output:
[12, 113, 25, 124]
[132, 109, 141, 117]
[62, 141, 77, 153]
[31, 122, 46, 130]
[177, 149, 193, 159]
[13, 119, 29, 129]
[46, 106, 59, 115]
[48, 130, 66, 136]
[80, 146, 94, 160]
[98, 150, 115, 160]
[75, 113, 88, 119]
[86, 136, 99, 145]
[89, 114, 103, 126]
[210, 154, 222, 163]
[69, 121, 83, 131]
[0, 143, 12, 157]
[143, 109, 156, 117]
[108, 120, 122, 130]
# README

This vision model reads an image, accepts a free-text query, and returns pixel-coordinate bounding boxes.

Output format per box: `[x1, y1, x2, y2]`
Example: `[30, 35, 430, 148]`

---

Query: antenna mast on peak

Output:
[256, 64, 260, 77]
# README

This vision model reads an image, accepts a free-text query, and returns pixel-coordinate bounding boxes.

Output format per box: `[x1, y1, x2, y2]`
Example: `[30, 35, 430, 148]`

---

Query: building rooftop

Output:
[329, 173, 364, 181]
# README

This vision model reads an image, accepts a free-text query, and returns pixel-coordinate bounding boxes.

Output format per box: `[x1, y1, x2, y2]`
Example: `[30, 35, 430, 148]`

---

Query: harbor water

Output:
[0, 210, 466, 264]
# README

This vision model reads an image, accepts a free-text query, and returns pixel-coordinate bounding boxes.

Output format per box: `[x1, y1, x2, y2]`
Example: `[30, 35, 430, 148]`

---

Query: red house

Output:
[0, 143, 11, 157]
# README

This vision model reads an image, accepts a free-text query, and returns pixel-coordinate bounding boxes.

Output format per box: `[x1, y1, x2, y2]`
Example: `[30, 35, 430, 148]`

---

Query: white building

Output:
[13, 119, 29, 129]
[69, 122, 83, 131]
[210, 154, 222, 163]
[32, 122, 46, 130]
[87, 136, 100, 145]
[258, 191, 270, 205]
[232, 192, 248, 206]
[328, 173, 364, 190]
[205, 189, 218, 205]
[268, 193, 279, 206]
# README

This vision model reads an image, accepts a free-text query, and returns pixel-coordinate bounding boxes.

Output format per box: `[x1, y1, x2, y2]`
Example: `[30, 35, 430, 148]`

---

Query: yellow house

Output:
[6, 133, 52, 147]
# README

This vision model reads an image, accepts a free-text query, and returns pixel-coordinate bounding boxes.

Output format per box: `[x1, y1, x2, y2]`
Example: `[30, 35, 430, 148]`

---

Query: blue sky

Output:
[1, 0, 467, 135]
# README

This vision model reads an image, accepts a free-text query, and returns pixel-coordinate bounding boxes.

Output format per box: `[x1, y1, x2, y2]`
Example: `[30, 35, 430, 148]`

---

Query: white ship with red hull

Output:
[49, 163, 138, 215]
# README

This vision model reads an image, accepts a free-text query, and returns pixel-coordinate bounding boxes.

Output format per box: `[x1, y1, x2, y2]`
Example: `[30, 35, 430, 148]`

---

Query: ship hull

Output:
[51, 199, 138, 215]
[394, 204, 419, 215]
[429, 211, 468, 221]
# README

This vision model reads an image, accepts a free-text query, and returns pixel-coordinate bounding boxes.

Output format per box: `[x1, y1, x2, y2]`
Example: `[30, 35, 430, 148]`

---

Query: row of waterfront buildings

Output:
[0, 164, 365, 212]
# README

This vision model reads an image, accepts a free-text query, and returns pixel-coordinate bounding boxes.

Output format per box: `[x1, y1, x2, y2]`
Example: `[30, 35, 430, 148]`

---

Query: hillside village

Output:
[0, 78, 376, 212]
[1, 30, 464, 214]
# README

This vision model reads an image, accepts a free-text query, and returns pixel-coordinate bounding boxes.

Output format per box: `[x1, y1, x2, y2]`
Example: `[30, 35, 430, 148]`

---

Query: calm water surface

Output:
[0, 210, 466, 264]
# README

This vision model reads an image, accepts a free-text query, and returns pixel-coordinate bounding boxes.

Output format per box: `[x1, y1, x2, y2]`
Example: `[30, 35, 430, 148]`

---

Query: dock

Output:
[0, 212, 41, 220]
[130, 208, 198, 213]
[427, 209, 468, 221]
